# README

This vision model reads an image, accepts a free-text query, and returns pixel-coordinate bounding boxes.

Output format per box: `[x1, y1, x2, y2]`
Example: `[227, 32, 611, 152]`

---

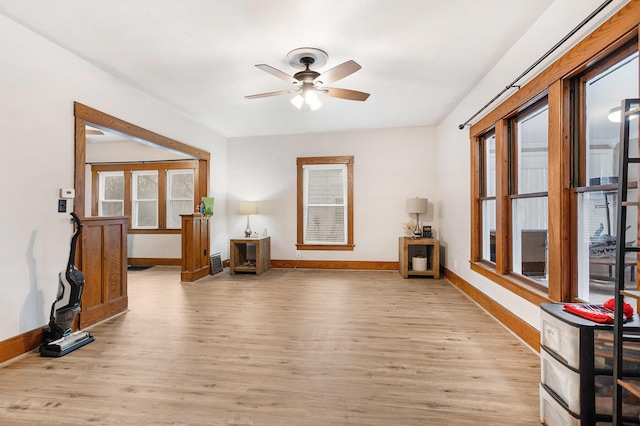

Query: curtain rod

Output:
[458, 0, 614, 130]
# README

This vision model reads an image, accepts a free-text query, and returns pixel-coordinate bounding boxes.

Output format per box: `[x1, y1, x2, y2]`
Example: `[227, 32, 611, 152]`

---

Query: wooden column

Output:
[78, 216, 128, 328]
[180, 214, 211, 282]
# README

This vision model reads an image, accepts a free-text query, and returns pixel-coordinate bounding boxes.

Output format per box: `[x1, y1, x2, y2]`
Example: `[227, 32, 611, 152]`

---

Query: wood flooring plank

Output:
[0, 267, 540, 425]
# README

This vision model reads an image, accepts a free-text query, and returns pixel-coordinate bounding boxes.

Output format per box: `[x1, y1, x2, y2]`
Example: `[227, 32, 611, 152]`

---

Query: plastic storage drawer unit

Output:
[540, 303, 640, 425]
[541, 348, 581, 414]
[542, 307, 581, 369]
[540, 384, 580, 426]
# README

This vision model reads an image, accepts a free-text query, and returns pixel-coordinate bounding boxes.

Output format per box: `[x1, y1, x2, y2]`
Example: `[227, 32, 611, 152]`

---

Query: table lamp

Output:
[239, 201, 258, 237]
[406, 197, 428, 237]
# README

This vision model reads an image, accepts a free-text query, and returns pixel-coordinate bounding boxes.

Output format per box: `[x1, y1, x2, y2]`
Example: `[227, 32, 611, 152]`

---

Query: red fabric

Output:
[563, 304, 614, 323]
[563, 299, 634, 324]
[603, 298, 635, 319]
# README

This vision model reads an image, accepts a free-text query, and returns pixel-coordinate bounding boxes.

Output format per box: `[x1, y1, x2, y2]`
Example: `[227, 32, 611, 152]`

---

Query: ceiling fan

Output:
[245, 47, 370, 111]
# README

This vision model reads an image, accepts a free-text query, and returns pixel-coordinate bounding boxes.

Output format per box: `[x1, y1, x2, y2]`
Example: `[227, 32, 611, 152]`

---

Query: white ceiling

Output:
[0, 0, 557, 138]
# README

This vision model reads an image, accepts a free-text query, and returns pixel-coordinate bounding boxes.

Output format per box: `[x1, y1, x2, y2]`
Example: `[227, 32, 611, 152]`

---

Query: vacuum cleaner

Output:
[40, 212, 94, 357]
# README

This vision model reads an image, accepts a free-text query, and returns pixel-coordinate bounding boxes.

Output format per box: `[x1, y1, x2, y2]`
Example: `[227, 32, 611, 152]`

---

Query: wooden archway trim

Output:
[72, 102, 210, 328]
[74, 102, 210, 217]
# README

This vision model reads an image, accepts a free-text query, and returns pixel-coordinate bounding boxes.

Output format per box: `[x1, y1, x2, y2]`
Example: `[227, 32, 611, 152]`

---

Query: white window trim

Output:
[302, 163, 348, 245]
[166, 169, 195, 229]
[98, 171, 124, 217]
[132, 170, 158, 229]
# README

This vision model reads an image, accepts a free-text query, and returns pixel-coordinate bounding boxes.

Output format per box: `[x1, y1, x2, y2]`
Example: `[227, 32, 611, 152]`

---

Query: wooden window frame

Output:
[568, 41, 639, 302]
[469, 3, 640, 306]
[506, 99, 550, 291]
[91, 161, 198, 234]
[474, 129, 497, 266]
[296, 156, 355, 251]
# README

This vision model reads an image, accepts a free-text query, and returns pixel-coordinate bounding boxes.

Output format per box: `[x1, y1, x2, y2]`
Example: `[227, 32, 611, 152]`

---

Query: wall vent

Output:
[210, 253, 223, 275]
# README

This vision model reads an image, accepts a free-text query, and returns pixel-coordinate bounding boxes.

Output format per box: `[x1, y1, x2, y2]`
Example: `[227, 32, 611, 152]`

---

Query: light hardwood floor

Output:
[0, 267, 541, 425]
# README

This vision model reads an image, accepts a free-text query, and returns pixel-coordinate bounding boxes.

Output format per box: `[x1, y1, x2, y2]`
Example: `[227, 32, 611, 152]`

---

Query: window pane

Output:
[104, 175, 124, 200]
[303, 164, 347, 244]
[167, 200, 193, 228]
[577, 190, 638, 303]
[98, 171, 124, 216]
[169, 172, 193, 199]
[517, 106, 548, 194]
[136, 174, 158, 199]
[577, 52, 639, 303]
[482, 199, 496, 263]
[485, 133, 496, 197]
[132, 171, 158, 228]
[167, 170, 194, 229]
[512, 197, 548, 285]
[586, 52, 638, 186]
[136, 200, 158, 227]
[101, 201, 123, 217]
[308, 169, 344, 204]
[305, 206, 345, 243]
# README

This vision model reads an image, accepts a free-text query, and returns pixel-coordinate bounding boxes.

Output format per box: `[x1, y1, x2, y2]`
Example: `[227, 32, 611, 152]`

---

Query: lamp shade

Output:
[406, 198, 428, 214]
[239, 201, 258, 215]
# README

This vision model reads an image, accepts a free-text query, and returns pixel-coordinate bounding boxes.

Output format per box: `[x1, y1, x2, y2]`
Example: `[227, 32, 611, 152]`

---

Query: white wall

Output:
[436, 0, 630, 330]
[228, 127, 438, 261]
[0, 14, 228, 342]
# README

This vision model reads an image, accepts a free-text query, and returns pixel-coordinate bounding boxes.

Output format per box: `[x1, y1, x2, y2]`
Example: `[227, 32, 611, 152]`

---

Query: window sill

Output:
[470, 261, 553, 306]
[296, 244, 355, 251]
[128, 229, 182, 235]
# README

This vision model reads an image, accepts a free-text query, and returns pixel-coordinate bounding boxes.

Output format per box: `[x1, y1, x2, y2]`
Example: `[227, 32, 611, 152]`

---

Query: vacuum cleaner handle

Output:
[68, 212, 83, 271]
[70, 212, 83, 231]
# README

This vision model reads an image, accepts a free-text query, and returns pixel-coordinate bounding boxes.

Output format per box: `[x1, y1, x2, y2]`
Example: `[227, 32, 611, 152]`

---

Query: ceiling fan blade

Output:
[315, 60, 361, 84]
[323, 87, 370, 101]
[245, 89, 297, 99]
[255, 64, 298, 84]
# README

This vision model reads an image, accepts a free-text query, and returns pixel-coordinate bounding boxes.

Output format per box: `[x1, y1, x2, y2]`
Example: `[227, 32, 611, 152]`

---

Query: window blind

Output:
[303, 165, 347, 244]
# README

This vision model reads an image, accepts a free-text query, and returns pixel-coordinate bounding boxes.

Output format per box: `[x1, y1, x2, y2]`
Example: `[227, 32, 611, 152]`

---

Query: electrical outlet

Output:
[454, 260, 458, 271]
[58, 199, 67, 213]
[296, 251, 301, 259]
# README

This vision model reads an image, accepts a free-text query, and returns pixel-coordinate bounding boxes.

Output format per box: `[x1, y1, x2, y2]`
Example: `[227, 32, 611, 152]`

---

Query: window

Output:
[91, 160, 200, 232]
[509, 101, 549, 286]
[98, 171, 124, 216]
[297, 156, 354, 250]
[573, 50, 639, 303]
[470, 7, 639, 306]
[304, 165, 347, 243]
[132, 170, 158, 229]
[479, 131, 497, 263]
[166, 170, 195, 229]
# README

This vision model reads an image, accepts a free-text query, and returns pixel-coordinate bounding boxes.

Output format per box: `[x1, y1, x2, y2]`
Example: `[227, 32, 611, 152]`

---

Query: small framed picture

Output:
[422, 226, 432, 238]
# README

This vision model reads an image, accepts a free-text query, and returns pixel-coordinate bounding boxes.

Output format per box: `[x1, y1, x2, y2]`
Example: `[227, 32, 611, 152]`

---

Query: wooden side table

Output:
[398, 237, 440, 279]
[230, 236, 271, 275]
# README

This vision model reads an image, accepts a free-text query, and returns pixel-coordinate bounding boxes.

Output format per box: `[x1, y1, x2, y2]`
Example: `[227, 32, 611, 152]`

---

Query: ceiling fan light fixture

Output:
[247, 48, 368, 108]
[608, 105, 639, 123]
[291, 94, 304, 109]
[609, 106, 622, 123]
[290, 89, 321, 111]
[304, 90, 322, 110]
